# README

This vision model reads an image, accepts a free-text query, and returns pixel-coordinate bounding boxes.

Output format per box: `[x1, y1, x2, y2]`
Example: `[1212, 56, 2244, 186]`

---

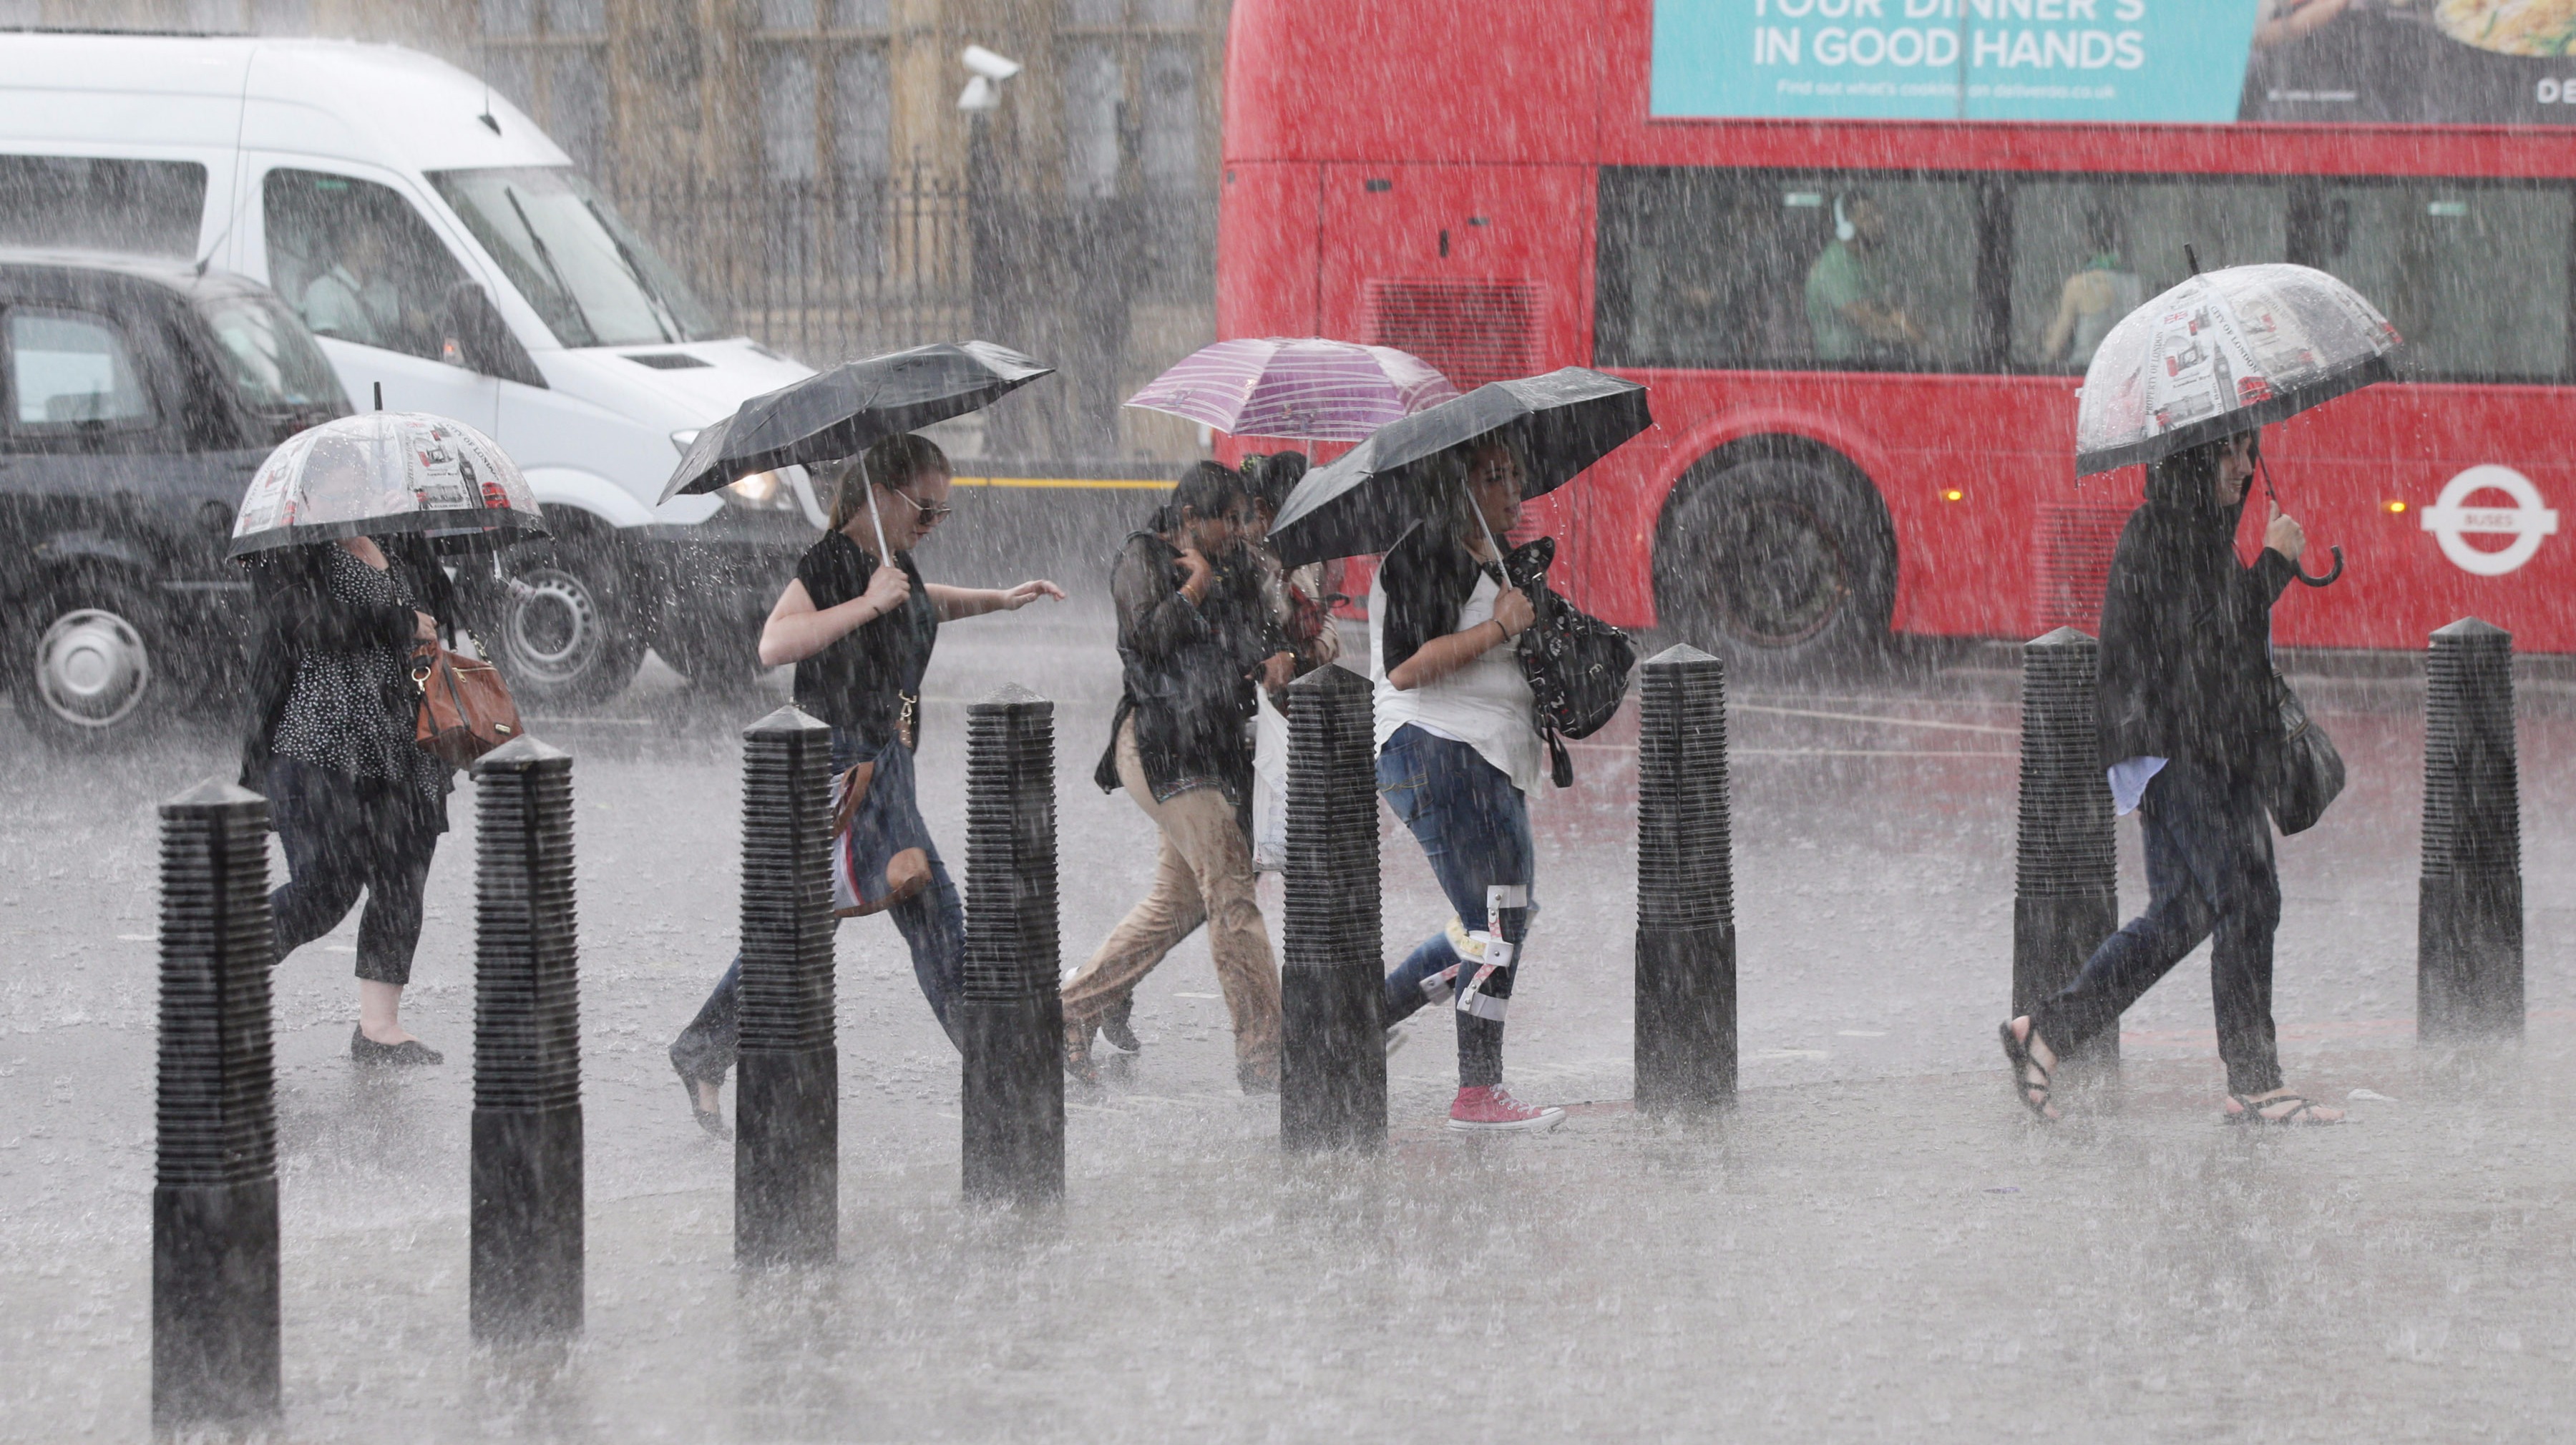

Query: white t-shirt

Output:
[1368, 564, 1542, 793]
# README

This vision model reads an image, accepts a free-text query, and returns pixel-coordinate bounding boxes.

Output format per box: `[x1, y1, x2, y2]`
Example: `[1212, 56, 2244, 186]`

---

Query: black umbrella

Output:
[659, 341, 1053, 504]
[1265, 367, 1651, 567]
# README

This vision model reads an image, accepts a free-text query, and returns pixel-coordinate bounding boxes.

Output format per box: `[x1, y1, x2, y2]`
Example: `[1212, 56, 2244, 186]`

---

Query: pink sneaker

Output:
[1447, 1085, 1565, 1133]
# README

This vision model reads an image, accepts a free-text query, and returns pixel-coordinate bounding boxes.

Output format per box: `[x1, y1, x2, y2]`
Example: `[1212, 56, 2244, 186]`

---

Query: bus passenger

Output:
[2041, 204, 2147, 368]
[1804, 190, 1924, 362]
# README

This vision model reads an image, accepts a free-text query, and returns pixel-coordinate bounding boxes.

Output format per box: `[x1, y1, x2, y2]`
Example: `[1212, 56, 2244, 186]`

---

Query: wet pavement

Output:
[1, 607, 2571, 1441]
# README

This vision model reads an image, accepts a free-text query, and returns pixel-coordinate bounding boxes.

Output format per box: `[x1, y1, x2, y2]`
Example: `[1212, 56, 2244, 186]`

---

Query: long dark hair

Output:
[824, 432, 950, 534]
[1242, 450, 1309, 517]
[2143, 430, 2256, 518]
[1151, 460, 1250, 535]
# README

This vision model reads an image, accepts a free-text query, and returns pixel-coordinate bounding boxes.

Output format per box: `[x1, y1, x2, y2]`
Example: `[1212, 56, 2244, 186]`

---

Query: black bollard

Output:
[1279, 662, 1386, 1152]
[2013, 627, 2119, 1067]
[469, 736, 582, 1341]
[735, 705, 839, 1265]
[2419, 618, 2522, 1040]
[1635, 644, 1735, 1112]
[152, 780, 280, 1429]
[959, 684, 1065, 1204]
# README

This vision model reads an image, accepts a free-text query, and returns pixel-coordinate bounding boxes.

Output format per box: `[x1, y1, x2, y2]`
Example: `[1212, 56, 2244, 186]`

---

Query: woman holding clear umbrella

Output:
[242, 532, 460, 1064]
[1999, 260, 2400, 1127]
[230, 411, 546, 1067]
[2001, 431, 2341, 1126]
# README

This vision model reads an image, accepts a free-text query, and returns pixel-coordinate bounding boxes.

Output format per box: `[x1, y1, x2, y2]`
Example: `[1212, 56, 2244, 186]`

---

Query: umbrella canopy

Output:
[2075, 263, 2401, 476]
[229, 411, 545, 558]
[1265, 367, 1651, 567]
[661, 340, 1052, 501]
[1122, 337, 1458, 441]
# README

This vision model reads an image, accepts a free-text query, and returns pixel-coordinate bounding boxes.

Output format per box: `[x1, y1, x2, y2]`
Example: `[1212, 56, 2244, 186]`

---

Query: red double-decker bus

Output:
[1216, 0, 2576, 661]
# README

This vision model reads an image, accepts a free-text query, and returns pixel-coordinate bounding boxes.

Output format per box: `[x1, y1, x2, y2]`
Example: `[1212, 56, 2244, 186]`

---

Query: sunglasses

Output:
[891, 487, 954, 524]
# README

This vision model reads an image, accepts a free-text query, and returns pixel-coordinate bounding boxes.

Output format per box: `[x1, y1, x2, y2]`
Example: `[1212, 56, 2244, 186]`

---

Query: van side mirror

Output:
[441, 282, 547, 389]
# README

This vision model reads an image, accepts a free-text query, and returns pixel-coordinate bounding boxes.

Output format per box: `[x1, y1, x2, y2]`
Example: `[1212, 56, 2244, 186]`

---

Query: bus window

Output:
[2293, 183, 2572, 383]
[2010, 180, 2288, 373]
[1594, 169, 1981, 372]
[263, 170, 469, 363]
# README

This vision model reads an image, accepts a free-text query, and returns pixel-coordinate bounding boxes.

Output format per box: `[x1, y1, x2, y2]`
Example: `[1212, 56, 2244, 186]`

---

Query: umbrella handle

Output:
[2293, 544, 2343, 588]
[858, 452, 892, 564]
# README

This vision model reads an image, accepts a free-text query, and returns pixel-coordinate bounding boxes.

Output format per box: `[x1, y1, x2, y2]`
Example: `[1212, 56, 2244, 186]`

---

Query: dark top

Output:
[1093, 530, 1280, 805]
[270, 548, 449, 800]
[2096, 461, 2296, 773]
[792, 529, 937, 755]
[238, 537, 459, 820]
[1377, 520, 1499, 675]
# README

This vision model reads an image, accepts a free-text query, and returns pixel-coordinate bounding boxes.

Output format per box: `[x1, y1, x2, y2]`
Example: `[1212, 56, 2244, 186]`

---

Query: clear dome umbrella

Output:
[2074, 261, 2402, 477]
[228, 411, 546, 557]
[2075, 261, 2401, 587]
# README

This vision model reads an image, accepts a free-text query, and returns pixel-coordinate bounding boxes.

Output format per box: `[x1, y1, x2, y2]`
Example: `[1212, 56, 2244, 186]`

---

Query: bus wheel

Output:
[486, 524, 644, 710]
[1654, 454, 1895, 674]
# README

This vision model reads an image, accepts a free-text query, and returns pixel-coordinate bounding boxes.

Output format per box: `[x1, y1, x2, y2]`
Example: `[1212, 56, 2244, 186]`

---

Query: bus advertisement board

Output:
[1652, 0, 2576, 125]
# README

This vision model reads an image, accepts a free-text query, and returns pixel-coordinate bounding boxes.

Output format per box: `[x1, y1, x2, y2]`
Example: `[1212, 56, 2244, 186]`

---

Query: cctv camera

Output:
[962, 45, 1023, 82]
[957, 75, 1000, 112]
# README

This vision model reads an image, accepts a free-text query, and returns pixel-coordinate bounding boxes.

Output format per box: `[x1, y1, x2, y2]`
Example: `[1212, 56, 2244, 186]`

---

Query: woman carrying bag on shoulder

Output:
[666, 433, 1065, 1137]
[240, 531, 464, 1066]
[2000, 429, 2343, 1127]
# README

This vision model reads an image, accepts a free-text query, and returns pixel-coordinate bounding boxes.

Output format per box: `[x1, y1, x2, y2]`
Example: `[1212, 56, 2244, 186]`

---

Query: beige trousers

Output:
[1061, 717, 1282, 1078]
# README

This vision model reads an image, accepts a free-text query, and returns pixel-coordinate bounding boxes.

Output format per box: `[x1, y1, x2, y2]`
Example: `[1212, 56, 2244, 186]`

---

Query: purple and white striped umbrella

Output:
[1123, 337, 1458, 441]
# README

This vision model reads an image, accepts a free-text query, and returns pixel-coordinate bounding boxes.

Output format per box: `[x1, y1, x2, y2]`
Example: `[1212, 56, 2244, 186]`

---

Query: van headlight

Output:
[723, 469, 798, 511]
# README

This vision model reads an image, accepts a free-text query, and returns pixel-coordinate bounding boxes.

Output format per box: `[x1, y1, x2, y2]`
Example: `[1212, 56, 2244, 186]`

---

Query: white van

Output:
[0, 31, 821, 702]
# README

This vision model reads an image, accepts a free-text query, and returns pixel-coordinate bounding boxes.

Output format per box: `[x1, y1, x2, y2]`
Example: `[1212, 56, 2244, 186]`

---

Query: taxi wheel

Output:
[13, 575, 169, 749]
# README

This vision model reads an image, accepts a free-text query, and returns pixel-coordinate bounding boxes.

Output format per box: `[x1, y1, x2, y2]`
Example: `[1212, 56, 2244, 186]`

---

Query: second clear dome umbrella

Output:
[2074, 262, 2402, 477]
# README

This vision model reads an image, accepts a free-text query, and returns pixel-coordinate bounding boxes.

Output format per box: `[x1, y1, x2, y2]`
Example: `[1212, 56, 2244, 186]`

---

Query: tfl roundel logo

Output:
[2421, 466, 2560, 577]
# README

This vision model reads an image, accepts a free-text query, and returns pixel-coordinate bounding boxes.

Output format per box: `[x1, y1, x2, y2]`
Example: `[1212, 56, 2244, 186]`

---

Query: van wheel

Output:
[487, 529, 643, 710]
[14, 578, 166, 748]
[1654, 454, 1896, 675]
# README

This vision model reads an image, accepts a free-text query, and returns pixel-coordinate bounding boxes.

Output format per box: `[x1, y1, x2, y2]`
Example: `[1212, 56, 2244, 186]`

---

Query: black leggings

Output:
[266, 757, 446, 986]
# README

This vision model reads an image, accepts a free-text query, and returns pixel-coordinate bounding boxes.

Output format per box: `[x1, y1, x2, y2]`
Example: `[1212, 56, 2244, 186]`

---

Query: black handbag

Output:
[2265, 670, 2344, 835]
[1499, 537, 1638, 786]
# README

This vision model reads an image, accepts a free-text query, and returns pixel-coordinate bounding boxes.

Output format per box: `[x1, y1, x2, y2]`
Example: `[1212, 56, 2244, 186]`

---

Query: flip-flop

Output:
[2226, 1093, 2339, 1126]
[1997, 1020, 2055, 1122]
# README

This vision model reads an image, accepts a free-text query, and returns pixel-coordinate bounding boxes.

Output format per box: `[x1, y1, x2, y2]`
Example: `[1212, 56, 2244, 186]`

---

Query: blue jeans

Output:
[670, 730, 965, 1084]
[2031, 760, 2283, 1097]
[1377, 724, 1535, 1087]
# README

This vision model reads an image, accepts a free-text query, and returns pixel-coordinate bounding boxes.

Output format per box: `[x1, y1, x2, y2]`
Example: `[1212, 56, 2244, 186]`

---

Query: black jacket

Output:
[1094, 530, 1280, 805]
[236, 537, 459, 789]
[2096, 458, 2296, 774]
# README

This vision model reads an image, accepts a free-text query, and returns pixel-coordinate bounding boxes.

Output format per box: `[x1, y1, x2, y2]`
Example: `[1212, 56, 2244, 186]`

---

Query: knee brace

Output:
[1456, 884, 1528, 1022]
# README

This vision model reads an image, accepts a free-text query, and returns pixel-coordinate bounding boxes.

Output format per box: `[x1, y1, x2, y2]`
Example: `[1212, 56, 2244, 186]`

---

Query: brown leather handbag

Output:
[409, 641, 522, 766]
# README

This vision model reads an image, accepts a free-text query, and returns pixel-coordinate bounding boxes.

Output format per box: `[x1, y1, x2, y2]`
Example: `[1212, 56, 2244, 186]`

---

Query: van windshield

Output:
[197, 293, 348, 433]
[427, 167, 716, 349]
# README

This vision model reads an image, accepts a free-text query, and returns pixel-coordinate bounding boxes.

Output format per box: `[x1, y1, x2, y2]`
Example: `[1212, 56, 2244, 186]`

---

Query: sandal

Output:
[1997, 1019, 2056, 1122]
[670, 1056, 730, 1140]
[2226, 1093, 2339, 1127]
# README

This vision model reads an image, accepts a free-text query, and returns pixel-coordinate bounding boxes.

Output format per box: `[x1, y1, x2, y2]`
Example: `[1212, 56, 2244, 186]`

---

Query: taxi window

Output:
[7, 308, 157, 432]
